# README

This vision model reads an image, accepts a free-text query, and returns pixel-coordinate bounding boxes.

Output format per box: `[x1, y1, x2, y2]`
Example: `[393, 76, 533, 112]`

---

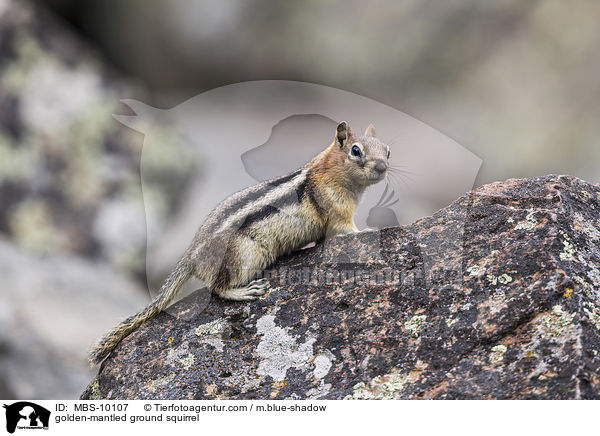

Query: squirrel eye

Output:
[387, 149, 390, 159]
[351, 145, 362, 157]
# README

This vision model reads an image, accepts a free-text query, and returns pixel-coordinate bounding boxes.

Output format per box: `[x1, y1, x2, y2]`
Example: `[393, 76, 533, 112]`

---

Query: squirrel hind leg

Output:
[215, 277, 269, 301]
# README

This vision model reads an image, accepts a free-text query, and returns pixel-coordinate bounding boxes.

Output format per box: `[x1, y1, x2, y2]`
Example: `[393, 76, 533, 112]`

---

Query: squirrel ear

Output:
[365, 124, 376, 137]
[336, 121, 351, 147]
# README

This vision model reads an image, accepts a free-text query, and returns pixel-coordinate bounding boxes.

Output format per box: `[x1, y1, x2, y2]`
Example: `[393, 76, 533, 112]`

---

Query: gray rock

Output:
[0, 350, 15, 399]
[82, 175, 600, 399]
[0, 0, 193, 277]
[0, 0, 191, 399]
[0, 240, 146, 399]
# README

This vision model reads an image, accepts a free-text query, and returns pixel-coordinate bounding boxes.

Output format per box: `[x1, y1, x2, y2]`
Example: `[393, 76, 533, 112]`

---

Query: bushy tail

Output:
[88, 260, 193, 366]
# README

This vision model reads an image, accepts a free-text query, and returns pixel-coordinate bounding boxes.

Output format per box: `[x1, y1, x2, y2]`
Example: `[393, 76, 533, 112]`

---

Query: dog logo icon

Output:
[2, 402, 50, 433]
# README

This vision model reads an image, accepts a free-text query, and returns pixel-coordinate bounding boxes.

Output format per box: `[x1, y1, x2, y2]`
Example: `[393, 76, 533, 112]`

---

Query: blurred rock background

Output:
[1, 0, 599, 398]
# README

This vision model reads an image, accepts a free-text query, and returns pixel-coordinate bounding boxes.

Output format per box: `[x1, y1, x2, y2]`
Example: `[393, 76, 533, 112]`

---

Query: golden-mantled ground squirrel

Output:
[89, 121, 390, 365]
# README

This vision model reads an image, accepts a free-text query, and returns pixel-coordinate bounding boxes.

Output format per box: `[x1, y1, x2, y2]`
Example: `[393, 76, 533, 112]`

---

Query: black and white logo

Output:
[2, 402, 50, 434]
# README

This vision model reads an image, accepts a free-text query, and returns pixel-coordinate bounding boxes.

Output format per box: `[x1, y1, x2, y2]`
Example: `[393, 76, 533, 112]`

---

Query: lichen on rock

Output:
[255, 314, 317, 382]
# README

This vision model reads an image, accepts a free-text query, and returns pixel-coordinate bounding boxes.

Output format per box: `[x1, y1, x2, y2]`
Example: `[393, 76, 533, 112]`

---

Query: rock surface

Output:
[0, 239, 146, 399]
[0, 0, 194, 273]
[0, 0, 189, 399]
[83, 175, 600, 400]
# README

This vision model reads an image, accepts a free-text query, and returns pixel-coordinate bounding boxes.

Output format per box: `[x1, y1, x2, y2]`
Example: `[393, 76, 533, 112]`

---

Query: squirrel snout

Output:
[374, 160, 388, 173]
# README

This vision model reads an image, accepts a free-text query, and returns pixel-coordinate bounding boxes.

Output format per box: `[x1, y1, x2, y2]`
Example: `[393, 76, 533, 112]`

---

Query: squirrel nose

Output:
[374, 160, 388, 173]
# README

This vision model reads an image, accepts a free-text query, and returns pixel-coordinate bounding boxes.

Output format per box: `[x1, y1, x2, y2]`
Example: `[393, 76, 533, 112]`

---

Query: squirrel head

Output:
[334, 121, 390, 189]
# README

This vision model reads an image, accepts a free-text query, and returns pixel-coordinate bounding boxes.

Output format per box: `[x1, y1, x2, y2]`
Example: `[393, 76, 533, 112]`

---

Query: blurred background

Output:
[1, 0, 599, 399]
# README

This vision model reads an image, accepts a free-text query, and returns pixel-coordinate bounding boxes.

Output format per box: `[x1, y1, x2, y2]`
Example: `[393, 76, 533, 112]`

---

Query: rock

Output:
[0, 0, 195, 275]
[0, 239, 146, 399]
[0, 351, 15, 399]
[82, 175, 600, 400]
[0, 0, 196, 399]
